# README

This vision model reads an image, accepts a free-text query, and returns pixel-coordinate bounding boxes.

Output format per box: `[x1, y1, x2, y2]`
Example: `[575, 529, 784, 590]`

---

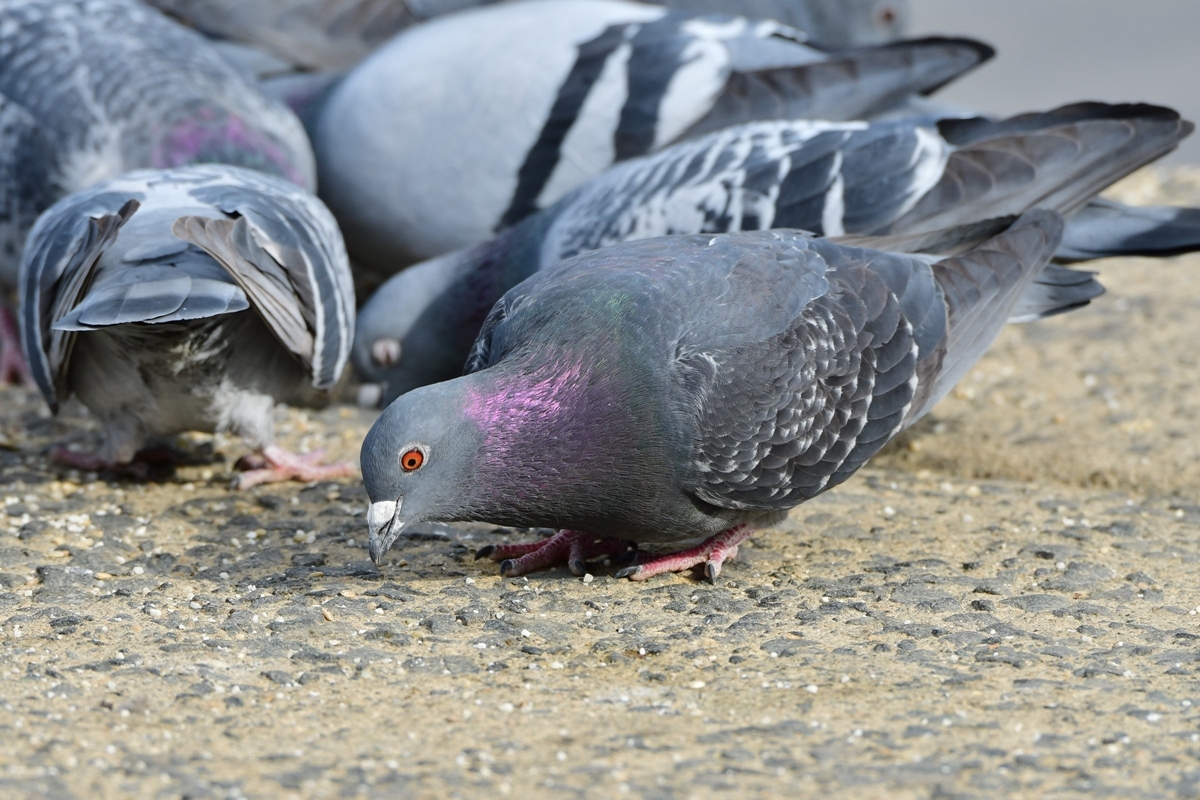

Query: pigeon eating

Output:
[353, 102, 1191, 405]
[19, 164, 355, 488]
[361, 210, 1097, 580]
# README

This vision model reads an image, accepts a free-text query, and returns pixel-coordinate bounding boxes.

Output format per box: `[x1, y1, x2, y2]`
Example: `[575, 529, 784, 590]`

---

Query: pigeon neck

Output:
[455, 359, 663, 527]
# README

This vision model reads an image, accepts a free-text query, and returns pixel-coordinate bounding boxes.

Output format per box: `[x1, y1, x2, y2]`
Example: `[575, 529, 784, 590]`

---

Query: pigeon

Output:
[308, 0, 992, 273]
[353, 102, 1190, 405]
[19, 164, 355, 488]
[0, 0, 316, 384]
[360, 210, 1095, 578]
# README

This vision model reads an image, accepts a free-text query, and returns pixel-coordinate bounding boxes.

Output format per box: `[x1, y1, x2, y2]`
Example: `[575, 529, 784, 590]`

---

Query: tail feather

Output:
[1058, 198, 1200, 261]
[891, 103, 1191, 233]
[907, 210, 1066, 421]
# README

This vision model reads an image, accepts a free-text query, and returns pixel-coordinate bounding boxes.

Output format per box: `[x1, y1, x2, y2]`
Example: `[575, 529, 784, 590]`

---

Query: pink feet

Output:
[476, 529, 634, 577]
[233, 444, 357, 490]
[0, 303, 33, 386]
[615, 524, 754, 583]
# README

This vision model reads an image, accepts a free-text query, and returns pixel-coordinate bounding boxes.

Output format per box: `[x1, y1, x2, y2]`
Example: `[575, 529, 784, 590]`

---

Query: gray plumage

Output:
[150, 0, 908, 74]
[0, 0, 316, 287]
[360, 211, 1085, 565]
[310, 0, 991, 272]
[1055, 198, 1200, 262]
[354, 102, 1186, 403]
[19, 165, 353, 463]
[145, 0, 463, 71]
[668, 0, 908, 47]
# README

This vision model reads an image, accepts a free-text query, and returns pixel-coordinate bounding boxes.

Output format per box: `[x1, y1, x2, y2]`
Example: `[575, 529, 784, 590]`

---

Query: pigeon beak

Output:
[367, 498, 404, 564]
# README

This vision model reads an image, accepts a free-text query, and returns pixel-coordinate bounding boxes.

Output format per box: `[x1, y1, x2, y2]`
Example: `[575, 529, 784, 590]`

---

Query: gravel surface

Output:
[1, 169, 1199, 798]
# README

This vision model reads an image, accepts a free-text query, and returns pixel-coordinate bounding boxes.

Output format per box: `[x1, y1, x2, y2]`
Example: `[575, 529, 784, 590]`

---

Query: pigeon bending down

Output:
[354, 102, 1189, 405]
[310, 0, 991, 272]
[19, 165, 355, 488]
[361, 211, 1097, 580]
[0, 0, 316, 384]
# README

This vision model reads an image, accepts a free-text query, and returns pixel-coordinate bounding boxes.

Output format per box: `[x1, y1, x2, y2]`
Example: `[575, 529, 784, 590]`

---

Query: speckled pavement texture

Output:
[1, 170, 1199, 799]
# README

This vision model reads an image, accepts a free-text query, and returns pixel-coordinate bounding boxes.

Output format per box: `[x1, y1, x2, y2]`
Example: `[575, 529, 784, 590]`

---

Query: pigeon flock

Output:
[1, 0, 1197, 583]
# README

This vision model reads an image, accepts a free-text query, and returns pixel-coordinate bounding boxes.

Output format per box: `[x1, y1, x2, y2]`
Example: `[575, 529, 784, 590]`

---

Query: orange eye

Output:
[400, 449, 425, 472]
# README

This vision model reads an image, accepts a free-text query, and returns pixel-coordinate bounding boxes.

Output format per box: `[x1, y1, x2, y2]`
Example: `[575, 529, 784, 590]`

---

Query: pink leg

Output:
[0, 303, 33, 386]
[233, 444, 356, 490]
[476, 529, 633, 577]
[615, 524, 754, 583]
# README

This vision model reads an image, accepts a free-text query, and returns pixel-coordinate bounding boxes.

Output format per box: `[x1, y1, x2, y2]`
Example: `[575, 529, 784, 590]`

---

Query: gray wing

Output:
[904, 210, 1066, 420]
[671, 230, 929, 509]
[500, 11, 988, 226]
[682, 35, 992, 142]
[677, 212, 1068, 512]
[1057, 198, 1200, 262]
[540, 117, 950, 262]
[888, 103, 1191, 235]
[19, 194, 141, 412]
[172, 168, 355, 389]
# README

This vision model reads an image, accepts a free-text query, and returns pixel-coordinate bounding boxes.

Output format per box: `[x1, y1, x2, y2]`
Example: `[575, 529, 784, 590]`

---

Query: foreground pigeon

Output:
[19, 165, 355, 488]
[353, 102, 1189, 405]
[0, 0, 316, 384]
[361, 211, 1095, 579]
[310, 0, 991, 272]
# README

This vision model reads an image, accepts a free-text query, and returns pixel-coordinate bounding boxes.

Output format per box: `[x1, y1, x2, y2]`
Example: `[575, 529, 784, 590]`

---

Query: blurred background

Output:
[911, 0, 1200, 164]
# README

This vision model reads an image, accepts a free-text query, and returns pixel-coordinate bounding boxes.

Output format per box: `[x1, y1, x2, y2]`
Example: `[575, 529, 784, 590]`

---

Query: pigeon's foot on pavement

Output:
[0, 303, 32, 386]
[50, 445, 177, 480]
[476, 529, 634, 577]
[233, 444, 356, 490]
[615, 524, 754, 583]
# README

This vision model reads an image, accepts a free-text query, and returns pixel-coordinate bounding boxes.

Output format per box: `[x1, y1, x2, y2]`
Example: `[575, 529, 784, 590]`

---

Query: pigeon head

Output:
[361, 379, 485, 564]
[352, 248, 495, 407]
[361, 327, 679, 564]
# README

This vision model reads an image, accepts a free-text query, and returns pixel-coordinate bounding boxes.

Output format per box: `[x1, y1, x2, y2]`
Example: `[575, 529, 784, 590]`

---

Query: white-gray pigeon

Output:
[353, 102, 1190, 405]
[0, 0, 316, 384]
[360, 211, 1094, 579]
[19, 165, 355, 488]
[308, 0, 991, 273]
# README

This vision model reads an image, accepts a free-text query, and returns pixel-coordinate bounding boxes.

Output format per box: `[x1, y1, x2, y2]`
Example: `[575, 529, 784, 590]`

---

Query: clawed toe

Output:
[233, 444, 356, 489]
[477, 530, 633, 577]
[613, 525, 753, 583]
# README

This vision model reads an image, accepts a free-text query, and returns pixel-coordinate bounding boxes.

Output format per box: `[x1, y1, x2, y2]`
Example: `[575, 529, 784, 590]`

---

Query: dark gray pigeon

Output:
[353, 102, 1190, 406]
[0, 0, 316, 384]
[309, 0, 991, 272]
[19, 165, 355, 488]
[361, 211, 1095, 579]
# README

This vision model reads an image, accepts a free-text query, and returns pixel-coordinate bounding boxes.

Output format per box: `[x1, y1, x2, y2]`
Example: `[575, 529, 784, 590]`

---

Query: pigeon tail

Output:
[1058, 198, 1200, 262]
